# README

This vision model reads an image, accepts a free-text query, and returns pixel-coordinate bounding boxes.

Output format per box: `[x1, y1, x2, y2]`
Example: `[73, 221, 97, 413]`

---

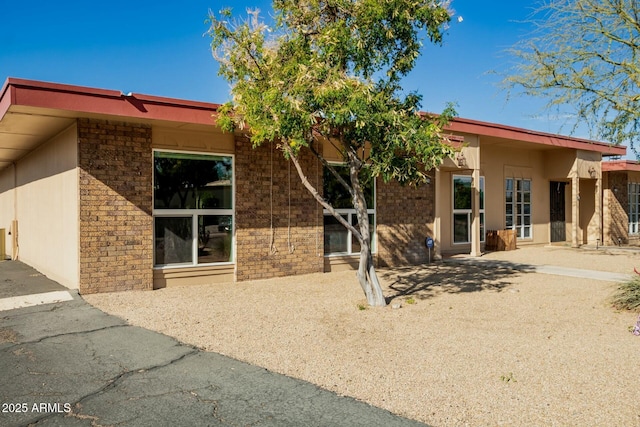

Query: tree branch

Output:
[308, 139, 355, 198]
[282, 143, 363, 243]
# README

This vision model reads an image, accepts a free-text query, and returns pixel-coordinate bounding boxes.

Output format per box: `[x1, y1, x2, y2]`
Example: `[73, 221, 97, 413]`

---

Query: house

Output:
[0, 78, 630, 294]
[602, 160, 640, 247]
[439, 118, 627, 256]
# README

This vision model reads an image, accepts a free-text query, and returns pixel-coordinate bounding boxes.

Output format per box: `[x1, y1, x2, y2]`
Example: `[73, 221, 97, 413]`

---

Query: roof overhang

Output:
[602, 160, 640, 172]
[1, 78, 629, 171]
[447, 117, 627, 157]
[0, 78, 222, 170]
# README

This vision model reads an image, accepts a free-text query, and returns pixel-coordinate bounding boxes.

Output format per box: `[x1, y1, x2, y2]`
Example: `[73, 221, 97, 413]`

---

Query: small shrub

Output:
[611, 276, 640, 311]
[357, 303, 367, 311]
[405, 297, 416, 305]
[500, 372, 517, 383]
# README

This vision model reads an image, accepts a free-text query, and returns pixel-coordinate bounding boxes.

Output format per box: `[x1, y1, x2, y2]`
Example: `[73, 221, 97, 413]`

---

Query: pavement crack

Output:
[136, 347, 200, 374]
[25, 348, 199, 426]
[2, 324, 128, 352]
[75, 348, 200, 402]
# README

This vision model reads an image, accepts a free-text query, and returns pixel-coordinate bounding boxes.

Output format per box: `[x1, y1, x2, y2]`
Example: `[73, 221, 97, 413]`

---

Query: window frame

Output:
[505, 178, 532, 240]
[452, 175, 485, 245]
[152, 149, 235, 269]
[629, 182, 640, 235]
[323, 163, 376, 256]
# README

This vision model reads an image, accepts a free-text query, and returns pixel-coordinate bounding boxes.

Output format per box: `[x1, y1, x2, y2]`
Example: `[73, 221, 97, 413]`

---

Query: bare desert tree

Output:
[506, 0, 640, 156]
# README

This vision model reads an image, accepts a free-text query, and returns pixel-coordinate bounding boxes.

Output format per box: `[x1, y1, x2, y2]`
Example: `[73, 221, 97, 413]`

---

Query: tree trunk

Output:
[347, 150, 387, 307]
[285, 143, 386, 307]
[356, 238, 386, 307]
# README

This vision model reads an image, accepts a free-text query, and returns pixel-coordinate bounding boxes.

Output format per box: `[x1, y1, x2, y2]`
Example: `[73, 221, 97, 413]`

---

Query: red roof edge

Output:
[0, 78, 16, 121]
[446, 116, 627, 156]
[0, 78, 630, 157]
[602, 160, 640, 172]
[1, 77, 222, 127]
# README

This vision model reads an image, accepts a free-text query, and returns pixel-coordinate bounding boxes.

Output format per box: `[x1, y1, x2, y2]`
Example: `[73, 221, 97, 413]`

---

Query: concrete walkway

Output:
[0, 261, 426, 427]
[444, 256, 633, 283]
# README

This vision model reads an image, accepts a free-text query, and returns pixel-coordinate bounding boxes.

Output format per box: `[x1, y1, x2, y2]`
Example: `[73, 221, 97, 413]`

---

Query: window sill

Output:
[154, 261, 234, 270]
[324, 252, 377, 258]
[153, 264, 234, 288]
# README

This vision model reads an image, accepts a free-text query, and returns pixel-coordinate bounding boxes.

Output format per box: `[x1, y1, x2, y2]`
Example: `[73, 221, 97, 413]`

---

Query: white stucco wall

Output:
[14, 124, 79, 288]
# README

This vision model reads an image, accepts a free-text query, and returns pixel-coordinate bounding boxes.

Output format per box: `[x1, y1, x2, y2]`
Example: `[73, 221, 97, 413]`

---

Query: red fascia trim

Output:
[2, 78, 222, 126]
[447, 117, 627, 156]
[0, 79, 16, 121]
[602, 160, 640, 172]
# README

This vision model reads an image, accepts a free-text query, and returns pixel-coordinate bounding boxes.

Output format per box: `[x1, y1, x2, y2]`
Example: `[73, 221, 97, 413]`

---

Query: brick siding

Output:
[77, 119, 153, 293]
[234, 136, 324, 281]
[376, 174, 435, 267]
[603, 171, 629, 245]
[75, 119, 435, 290]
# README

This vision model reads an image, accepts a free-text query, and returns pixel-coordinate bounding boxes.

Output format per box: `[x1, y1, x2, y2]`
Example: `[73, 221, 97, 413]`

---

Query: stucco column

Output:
[572, 175, 580, 248]
[595, 176, 602, 245]
[470, 167, 482, 257]
[434, 168, 442, 260]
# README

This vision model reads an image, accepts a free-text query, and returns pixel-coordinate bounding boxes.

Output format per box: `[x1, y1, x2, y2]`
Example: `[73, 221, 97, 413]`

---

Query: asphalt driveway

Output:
[0, 261, 426, 427]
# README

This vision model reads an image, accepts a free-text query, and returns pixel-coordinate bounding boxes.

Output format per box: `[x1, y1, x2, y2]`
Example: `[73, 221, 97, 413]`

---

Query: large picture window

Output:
[629, 182, 639, 235]
[323, 165, 375, 255]
[153, 151, 233, 267]
[506, 178, 531, 239]
[452, 175, 485, 244]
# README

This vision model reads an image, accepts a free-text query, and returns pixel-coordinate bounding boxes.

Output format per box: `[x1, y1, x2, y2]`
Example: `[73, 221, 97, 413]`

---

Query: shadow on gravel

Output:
[381, 259, 536, 304]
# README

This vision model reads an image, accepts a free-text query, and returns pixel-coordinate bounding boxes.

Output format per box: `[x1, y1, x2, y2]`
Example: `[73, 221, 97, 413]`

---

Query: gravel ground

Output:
[84, 245, 640, 426]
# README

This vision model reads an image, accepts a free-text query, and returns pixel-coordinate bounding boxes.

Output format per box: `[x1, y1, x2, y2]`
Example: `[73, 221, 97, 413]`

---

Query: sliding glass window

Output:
[153, 151, 234, 267]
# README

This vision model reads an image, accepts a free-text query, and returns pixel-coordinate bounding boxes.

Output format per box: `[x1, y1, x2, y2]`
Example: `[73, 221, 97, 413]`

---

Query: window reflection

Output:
[154, 217, 192, 265]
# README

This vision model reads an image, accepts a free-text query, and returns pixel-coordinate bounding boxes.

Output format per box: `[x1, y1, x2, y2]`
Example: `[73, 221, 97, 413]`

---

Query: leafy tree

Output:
[505, 0, 640, 157]
[207, 0, 457, 307]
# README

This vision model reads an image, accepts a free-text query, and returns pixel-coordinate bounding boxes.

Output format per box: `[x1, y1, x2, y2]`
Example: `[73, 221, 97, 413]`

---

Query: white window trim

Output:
[452, 175, 485, 245]
[323, 163, 376, 256]
[323, 210, 377, 256]
[152, 149, 235, 269]
[629, 182, 639, 235]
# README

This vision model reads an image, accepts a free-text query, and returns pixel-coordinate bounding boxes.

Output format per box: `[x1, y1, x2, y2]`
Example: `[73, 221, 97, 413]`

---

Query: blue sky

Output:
[0, 1, 600, 141]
